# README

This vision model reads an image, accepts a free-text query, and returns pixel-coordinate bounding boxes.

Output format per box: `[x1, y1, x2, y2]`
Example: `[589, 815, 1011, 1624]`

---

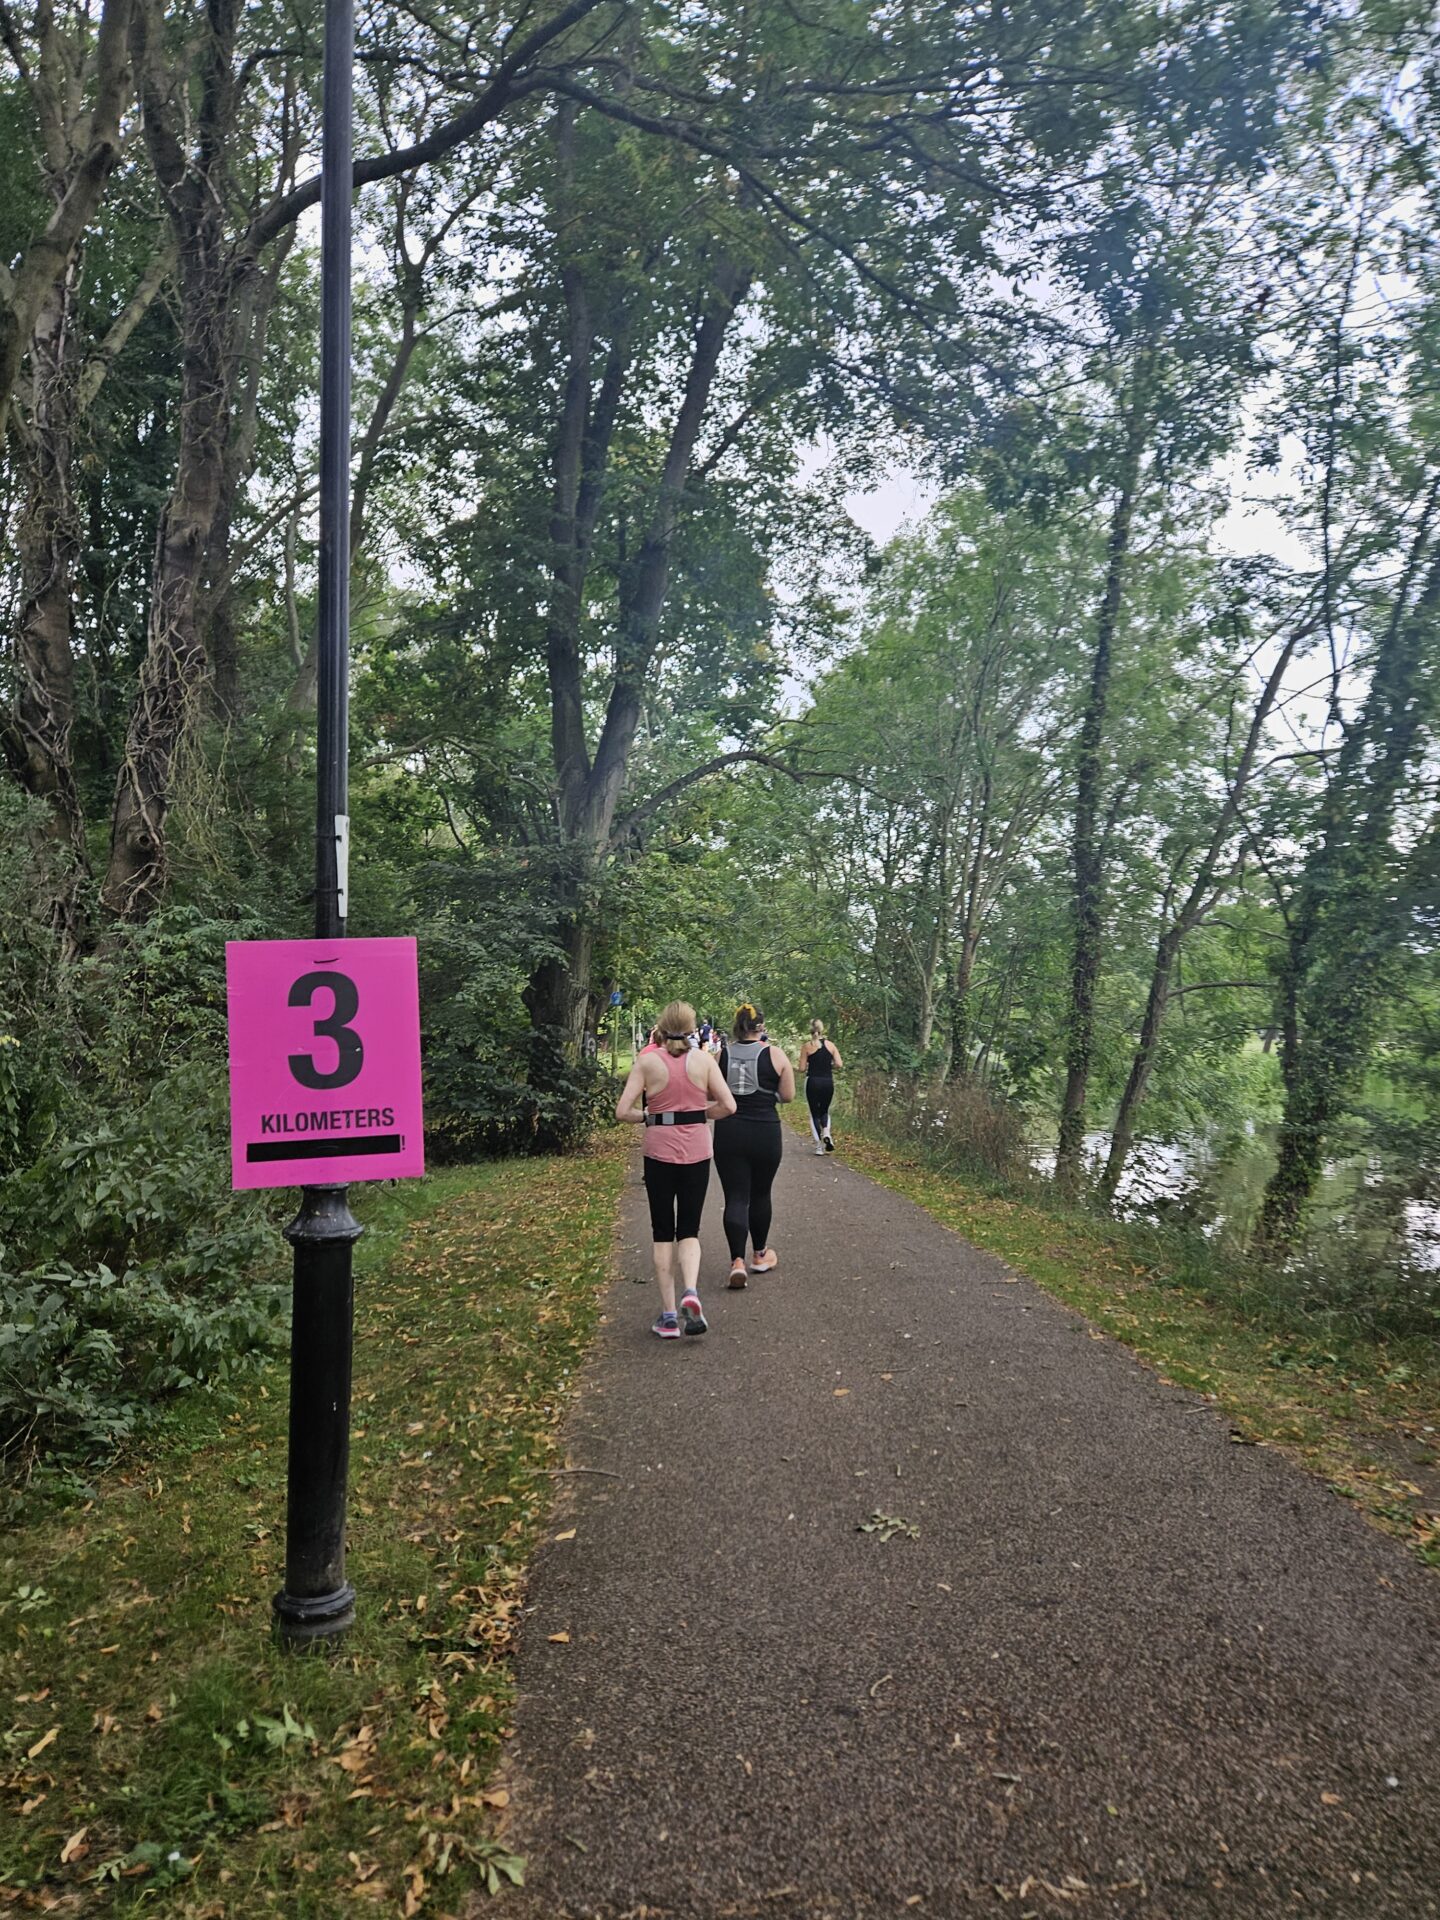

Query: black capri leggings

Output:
[712, 1119, 783, 1259]
[805, 1075, 833, 1140]
[642, 1156, 710, 1243]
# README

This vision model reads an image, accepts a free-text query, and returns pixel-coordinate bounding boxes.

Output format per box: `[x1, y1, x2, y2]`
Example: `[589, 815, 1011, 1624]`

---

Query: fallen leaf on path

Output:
[554, 1529, 577, 1541]
[858, 1511, 919, 1542]
[548, 1631, 571, 1643]
[833, 1388, 851, 1397]
[1322, 1792, 1342, 1806]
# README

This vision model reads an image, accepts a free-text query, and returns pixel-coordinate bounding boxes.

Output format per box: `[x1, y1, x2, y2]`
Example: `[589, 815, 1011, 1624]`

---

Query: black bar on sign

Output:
[248, 1134, 402, 1163]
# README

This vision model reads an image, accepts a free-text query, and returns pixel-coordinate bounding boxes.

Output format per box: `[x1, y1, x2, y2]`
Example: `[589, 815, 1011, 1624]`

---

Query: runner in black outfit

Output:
[713, 1003, 796, 1289]
[799, 1019, 843, 1153]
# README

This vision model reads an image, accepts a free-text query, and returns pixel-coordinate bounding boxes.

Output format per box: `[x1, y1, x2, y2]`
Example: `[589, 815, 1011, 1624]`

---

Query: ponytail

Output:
[733, 1001, 763, 1041]
[656, 1000, 697, 1054]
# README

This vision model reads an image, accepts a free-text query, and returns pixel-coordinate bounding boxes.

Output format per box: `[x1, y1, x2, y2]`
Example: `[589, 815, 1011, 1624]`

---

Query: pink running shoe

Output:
[679, 1289, 708, 1336]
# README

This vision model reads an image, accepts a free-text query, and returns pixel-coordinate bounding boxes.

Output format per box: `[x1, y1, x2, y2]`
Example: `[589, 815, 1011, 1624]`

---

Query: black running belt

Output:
[645, 1110, 707, 1126]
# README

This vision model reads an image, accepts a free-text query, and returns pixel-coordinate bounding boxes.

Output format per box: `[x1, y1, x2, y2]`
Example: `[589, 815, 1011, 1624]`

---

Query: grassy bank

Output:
[831, 1118, 1440, 1572]
[0, 1136, 627, 1916]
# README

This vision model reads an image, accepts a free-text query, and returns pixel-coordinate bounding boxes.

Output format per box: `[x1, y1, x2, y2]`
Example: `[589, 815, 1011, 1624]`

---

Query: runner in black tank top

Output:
[713, 1002, 796, 1288]
[801, 1020, 843, 1152]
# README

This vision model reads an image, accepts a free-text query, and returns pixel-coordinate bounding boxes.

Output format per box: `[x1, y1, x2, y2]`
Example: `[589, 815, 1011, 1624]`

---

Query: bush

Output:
[852, 1071, 1028, 1183]
[0, 839, 288, 1476]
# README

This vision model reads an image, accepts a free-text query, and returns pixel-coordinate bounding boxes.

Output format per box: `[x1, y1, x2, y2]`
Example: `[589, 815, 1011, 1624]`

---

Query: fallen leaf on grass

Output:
[59, 1828, 88, 1864]
[479, 1787, 510, 1808]
[26, 1727, 58, 1760]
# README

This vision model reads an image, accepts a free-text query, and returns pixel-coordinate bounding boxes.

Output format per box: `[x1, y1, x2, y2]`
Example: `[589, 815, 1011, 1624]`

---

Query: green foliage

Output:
[0, 802, 286, 1472]
[851, 1072, 1028, 1184]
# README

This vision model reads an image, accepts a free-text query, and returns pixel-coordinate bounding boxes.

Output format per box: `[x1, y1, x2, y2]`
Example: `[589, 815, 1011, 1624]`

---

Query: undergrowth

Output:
[0, 1135, 626, 1916]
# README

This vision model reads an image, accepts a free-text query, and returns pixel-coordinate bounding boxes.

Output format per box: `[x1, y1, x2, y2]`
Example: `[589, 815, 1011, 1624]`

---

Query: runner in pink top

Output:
[616, 999, 735, 1338]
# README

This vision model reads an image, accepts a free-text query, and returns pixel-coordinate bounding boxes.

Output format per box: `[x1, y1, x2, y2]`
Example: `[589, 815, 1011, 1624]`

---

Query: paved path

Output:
[498, 1139, 1440, 1919]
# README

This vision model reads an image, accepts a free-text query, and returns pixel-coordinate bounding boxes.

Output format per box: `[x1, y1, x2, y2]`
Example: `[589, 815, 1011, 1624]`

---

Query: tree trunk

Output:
[1055, 399, 1145, 1197]
[1256, 539, 1440, 1249]
[102, 218, 233, 917]
[100, 0, 241, 918]
[9, 267, 88, 881]
[0, 0, 134, 428]
[204, 240, 293, 718]
[1097, 928, 1180, 1205]
[947, 931, 981, 1080]
[524, 236, 750, 1096]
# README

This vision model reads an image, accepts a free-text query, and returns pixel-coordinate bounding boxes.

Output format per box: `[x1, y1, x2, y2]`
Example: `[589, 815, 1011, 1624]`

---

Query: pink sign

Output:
[226, 938, 425, 1190]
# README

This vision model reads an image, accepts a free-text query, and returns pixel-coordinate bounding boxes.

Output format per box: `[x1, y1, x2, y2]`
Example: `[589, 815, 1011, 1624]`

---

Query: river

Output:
[1030, 1124, 1440, 1270]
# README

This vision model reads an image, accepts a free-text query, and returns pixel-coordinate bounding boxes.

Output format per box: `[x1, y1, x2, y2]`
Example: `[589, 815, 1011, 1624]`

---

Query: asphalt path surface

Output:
[496, 1135, 1440, 1919]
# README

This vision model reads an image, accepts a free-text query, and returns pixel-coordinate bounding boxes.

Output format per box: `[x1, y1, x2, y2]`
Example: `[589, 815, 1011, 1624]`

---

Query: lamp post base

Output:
[272, 1580, 356, 1646]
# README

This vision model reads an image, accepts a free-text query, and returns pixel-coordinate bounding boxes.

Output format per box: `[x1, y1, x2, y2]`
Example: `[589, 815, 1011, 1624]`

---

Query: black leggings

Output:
[805, 1076, 833, 1141]
[643, 1156, 710, 1242]
[712, 1119, 783, 1258]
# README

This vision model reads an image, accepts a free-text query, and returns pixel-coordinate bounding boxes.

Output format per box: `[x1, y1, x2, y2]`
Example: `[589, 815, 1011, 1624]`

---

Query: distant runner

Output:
[616, 999, 735, 1339]
[714, 1003, 796, 1289]
[798, 1020, 843, 1154]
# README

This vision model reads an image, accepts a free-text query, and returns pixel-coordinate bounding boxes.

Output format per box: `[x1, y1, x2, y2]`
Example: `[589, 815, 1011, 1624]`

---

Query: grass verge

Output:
[0, 1135, 627, 1916]
[833, 1122, 1440, 1573]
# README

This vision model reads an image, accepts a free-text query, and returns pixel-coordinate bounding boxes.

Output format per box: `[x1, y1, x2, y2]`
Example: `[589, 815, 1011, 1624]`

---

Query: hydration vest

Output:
[725, 1040, 765, 1097]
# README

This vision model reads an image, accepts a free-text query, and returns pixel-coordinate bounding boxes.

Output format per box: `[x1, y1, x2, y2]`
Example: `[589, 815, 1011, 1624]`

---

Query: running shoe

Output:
[749, 1250, 778, 1274]
[652, 1312, 681, 1340]
[814, 1144, 826, 1155]
[824, 1134, 836, 1153]
[679, 1289, 708, 1335]
[727, 1260, 748, 1290]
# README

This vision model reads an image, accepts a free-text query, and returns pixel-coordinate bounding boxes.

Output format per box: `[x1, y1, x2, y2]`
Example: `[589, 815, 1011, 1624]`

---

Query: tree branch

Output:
[612, 750, 804, 844]
[244, 0, 615, 259]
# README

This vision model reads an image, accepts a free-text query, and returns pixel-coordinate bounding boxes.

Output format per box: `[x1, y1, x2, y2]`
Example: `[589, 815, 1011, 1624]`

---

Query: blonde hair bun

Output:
[811, 1018, 826, 1039]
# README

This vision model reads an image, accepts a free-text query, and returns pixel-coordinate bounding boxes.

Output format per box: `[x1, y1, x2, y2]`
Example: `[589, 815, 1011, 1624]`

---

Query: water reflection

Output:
[1029, 1126, 1440, 1269]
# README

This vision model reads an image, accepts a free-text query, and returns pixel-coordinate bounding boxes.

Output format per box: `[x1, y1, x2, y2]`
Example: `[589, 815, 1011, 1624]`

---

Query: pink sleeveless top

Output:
[643, 1048, 713, 1166]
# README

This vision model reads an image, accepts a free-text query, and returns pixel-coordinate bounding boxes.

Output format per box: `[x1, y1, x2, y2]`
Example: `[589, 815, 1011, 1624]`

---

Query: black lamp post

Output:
[273, 0, 360, 1648]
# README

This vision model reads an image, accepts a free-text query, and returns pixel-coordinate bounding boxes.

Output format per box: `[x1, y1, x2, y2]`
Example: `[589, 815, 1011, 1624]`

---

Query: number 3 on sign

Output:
[225, 938, 424, 1191]
[288, 971, 364, 1090]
